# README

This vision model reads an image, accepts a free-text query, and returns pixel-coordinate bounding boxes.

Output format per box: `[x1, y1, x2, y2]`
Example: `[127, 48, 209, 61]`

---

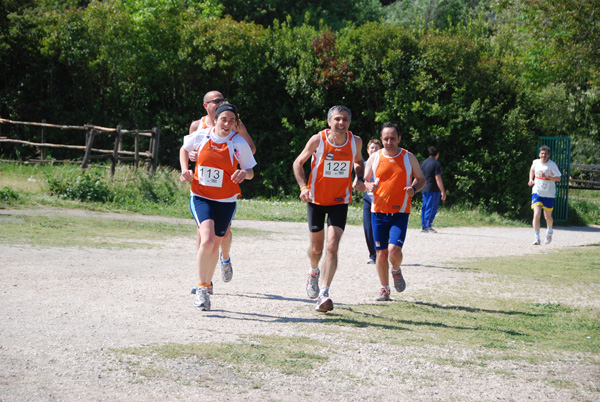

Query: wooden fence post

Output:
[41, 119, 47, 161]
[150, 127, 160, 175]
[134, 129, 140, 169]
[110, 125, 121, 178]
[81, 126, 95, 169]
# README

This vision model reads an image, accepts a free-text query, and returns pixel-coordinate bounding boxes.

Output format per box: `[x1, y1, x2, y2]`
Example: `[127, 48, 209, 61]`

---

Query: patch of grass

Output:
[324, 299, 598, 356]
[0, 162, 54, 192]
[458, 244, 600, 283]
[0, 213, 193, 248]
[317, 246, 600, 360]
[568, 189, 600, 225]
[114, 335, 329, 380]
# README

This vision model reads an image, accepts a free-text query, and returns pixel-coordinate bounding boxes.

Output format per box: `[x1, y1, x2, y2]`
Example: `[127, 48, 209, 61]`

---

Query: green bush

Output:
[46, 170, 113, 202]
[0, 186, 20, 201]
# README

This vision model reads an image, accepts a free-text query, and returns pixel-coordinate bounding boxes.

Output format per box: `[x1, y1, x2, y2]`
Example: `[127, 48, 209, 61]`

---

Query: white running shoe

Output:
[306, 269, 320, 299]
[532, 239, 541, 245]
[193, 286, 211, 311]
[545, 232, 553, 244]
[220, 252, 233, 282]
[191, 281, 213, 295]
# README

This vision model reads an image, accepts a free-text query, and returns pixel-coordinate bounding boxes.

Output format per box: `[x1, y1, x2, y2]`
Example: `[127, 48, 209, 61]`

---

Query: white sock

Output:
[547, 228, 553, 234]
[320, 285, 329, 296]
[310, 267, 319, 275]
[535, 232, 540, 241]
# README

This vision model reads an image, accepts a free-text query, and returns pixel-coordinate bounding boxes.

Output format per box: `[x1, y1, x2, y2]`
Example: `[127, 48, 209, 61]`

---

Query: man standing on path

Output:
[186, 91, 256, 285]
[293, 105, 366, 312]
[364, 122, 425, 302]
[420, 146, 446, 233]
[528, 145, 561, 245]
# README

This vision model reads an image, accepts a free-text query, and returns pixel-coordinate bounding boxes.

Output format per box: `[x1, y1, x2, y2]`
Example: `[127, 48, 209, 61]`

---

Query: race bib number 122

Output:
[323, 160, 350, 178]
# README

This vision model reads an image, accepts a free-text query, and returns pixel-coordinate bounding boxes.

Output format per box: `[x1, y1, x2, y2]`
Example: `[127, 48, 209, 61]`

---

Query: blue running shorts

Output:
[372, 212, 410, 250]
[189, 195, 237, 237]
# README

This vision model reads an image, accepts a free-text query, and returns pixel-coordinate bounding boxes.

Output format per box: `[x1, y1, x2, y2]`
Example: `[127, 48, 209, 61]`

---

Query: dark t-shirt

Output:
[420, 157, 443, 193]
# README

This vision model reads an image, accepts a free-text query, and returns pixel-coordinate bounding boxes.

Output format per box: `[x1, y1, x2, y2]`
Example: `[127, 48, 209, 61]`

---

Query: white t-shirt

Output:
[531, 159, 561, 198]
[182, 128, 256, 171]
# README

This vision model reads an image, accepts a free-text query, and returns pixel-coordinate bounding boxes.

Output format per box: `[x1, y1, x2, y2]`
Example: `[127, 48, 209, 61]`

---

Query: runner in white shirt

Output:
[528, 145, 562, 245]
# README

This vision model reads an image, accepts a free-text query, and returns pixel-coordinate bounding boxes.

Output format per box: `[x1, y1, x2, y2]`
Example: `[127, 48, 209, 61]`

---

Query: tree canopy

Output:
[1, 0, 598, 218]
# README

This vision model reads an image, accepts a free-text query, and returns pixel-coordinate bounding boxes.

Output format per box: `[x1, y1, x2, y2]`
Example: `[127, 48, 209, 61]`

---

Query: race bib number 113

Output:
[198, 166, 224, 187]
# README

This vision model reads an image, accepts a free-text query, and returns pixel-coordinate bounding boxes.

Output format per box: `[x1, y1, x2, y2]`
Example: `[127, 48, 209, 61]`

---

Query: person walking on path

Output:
[363, 139, 382, 264]
[528, 145, 561, 245]
[293, 105, 366, 312]
[420, 146, 446, 233]
[364, 122, 425, 302]
[186, 91, 256, 285]
[180, 104, 256, 311]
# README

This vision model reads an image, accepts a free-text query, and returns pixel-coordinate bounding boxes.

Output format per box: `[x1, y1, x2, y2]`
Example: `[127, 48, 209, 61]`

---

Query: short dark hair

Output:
[428, 146, 439, 157]
[539, 145, 551, 154]
[381, 122, 399, 136]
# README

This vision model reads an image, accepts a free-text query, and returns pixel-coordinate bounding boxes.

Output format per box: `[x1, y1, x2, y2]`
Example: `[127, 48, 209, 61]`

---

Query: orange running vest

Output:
[308, 130, 357, 206]
[371, 148, 413, 214]
[190, 133, 242, 201]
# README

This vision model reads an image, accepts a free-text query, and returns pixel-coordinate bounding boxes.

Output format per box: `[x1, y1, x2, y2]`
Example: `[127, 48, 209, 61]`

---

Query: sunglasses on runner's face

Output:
[207, 98, 225, 104]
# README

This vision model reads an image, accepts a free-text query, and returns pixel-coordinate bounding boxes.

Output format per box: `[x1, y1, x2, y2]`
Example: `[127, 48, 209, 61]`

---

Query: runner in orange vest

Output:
[185, 91, 256, 288]
[180, 103, 256, 311]
[293, 105, 366, 312]
[364, 122, 425, 302]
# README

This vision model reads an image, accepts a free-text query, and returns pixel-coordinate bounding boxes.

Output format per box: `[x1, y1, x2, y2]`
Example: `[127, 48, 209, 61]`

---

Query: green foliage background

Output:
[1, 0, 598, 219]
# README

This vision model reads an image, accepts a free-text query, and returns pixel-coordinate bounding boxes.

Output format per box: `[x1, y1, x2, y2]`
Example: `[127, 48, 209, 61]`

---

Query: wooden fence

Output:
[0, 118, 160, 176]
[570, 164, 600, 190]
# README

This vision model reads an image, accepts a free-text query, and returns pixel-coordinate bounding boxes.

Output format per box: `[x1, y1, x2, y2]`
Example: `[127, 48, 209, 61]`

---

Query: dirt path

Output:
[1, 208, 599, 401]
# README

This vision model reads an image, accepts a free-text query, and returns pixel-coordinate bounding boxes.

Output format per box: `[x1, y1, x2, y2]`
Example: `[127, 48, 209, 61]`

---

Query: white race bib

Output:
[323, 160, 350, 178]
[197, 166, 224, 187]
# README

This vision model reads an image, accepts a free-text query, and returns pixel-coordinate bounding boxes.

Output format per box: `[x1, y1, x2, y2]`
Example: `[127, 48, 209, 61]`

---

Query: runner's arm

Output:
[528, 163, 535, 186]
[363, 154, 378, 193]
[235, 120, 256, 154]
[293, 134, 319, 202]
[179, 146, 193, 182]
[352, 136, 366, 192]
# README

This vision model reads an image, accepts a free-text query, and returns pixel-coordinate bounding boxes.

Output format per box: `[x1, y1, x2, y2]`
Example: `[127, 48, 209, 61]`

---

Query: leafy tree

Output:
[218, 0, 383, 29]
[383, 0, 494, 30]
